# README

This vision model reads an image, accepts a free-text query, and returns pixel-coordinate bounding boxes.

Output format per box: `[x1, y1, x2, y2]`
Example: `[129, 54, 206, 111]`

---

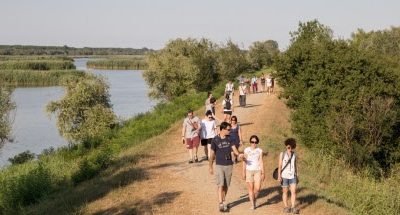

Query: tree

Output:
[46, 75, 116, 144]
[248, 40, 279, 70]
[0, 87, 15, 143]
[217, 40, 249, 80]
[143, 38, 218, 100]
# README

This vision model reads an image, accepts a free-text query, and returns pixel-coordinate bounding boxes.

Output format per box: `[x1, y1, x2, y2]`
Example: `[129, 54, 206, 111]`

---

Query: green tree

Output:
[0, 87, 15, 143]
[46, 75, 116, 144]
[143, 38, 218, 100]
[248, 40, 279, 70]
[217, 40, 249, 80]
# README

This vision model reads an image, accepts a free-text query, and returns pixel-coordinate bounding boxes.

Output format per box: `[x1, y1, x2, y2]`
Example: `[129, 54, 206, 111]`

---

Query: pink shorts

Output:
[186, 136, 200, 149]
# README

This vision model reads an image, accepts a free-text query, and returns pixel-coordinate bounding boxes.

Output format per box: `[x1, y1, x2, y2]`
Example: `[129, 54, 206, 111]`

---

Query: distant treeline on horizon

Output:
[0, 45, 155, 56]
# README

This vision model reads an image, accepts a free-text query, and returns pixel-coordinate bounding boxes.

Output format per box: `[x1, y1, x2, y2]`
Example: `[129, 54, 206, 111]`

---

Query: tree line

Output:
[144, 38, 279, 100]
[0, 45, 154, 56]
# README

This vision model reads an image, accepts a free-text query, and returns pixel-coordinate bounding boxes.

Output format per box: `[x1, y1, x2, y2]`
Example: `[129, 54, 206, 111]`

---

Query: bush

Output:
[0, 87, 15, 143]
[46, 75, 117, 144]
[0, 163, 52, 212]
[8, 151, 36, 165]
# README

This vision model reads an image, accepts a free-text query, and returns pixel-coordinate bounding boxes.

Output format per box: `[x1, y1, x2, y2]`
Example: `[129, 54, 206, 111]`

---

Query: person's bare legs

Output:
[188, 148, 193, 161]
[247, 182, 255, 208]
[290, 184, 297, 208]
[282, 187, 289, 208]
[204, 145, 208, 158]
[207, 144, 211, 158]
[194, 144, 199, 161]
[254, 179, 262, 207]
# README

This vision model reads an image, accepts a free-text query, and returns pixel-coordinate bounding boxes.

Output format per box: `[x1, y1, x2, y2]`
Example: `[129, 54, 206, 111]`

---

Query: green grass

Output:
[0, 60, 75, 70]
[86, 57, 147, 70]
[301, 150, 400, 215]
[0, 70, 86, 87]
[0, 81, 225, 214]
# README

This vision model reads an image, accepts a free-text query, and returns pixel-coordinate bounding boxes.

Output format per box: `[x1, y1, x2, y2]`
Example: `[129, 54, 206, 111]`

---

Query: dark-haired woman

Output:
[278, 138, 299, 214]
[242, 135, 264, 210]
[229, 115, 243, 163]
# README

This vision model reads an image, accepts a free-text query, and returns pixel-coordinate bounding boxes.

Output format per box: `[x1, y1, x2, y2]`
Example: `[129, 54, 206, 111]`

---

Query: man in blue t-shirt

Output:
[209, 122, 244, 212]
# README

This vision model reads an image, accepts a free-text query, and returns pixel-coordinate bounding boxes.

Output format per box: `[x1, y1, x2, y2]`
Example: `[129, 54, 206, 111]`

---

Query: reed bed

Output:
[0, 60, 75, 70]
[0, 70, 86, 87]
[87, 58, 147, 70]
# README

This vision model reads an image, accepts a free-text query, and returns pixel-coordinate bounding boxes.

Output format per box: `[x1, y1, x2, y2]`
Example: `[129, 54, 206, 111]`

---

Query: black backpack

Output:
[224, 99, 231, 110]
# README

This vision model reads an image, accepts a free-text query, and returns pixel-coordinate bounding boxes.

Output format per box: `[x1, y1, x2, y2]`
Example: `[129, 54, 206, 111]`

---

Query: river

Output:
[0, 58, 155, 166]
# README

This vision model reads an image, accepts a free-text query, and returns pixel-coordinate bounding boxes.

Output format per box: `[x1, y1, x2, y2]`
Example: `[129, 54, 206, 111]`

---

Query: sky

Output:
[0, 0, 399, 50]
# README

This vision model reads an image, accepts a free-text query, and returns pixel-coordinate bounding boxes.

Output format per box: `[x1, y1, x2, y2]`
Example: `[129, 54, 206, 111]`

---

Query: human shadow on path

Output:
[239, 122, 254, 127]
[228, 185, 283, 209]
[243, 104, 262, 108]
[93, 191, 183, 215]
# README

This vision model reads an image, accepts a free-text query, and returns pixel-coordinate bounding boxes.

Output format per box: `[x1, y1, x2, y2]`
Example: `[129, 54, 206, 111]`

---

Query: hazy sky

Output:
[0, 0, 399, 50]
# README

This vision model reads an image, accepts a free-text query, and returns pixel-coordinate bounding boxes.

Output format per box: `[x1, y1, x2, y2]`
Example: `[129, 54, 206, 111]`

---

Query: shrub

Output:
[0, 163, 52, 212]
[0, 87, 15, 143]
[8, 151, 36, 165]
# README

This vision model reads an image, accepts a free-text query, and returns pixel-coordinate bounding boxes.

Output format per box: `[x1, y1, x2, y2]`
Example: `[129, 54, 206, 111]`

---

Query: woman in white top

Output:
[242, 135, 265, 210]
[278, 138, 299, 214]
[200, 110, 218, 160]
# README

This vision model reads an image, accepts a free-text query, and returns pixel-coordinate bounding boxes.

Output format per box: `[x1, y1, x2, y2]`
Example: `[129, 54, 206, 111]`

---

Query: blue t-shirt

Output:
[211, 135, 234, 166]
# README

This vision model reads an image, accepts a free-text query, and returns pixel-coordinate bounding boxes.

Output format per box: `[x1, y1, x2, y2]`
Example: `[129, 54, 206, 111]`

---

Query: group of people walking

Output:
[181, 77, 300, 214]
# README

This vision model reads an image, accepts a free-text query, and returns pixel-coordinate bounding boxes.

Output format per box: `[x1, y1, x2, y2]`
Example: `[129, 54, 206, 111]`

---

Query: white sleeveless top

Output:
[281, 152, 296, 179]
[244, 147, 263, 171]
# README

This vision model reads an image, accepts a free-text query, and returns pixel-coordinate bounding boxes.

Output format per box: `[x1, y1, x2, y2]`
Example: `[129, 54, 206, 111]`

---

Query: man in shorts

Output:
[182, 109, 201, 164]
[209, 122, 244, 212]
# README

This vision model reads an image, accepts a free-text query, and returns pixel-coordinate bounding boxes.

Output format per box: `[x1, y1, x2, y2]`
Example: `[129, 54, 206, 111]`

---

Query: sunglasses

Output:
[250, 140, 258, 144]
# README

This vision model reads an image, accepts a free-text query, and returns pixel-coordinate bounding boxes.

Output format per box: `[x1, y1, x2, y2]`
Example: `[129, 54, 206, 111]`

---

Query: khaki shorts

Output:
[216, 165, 233, 187]
[246, 170, 261, 183]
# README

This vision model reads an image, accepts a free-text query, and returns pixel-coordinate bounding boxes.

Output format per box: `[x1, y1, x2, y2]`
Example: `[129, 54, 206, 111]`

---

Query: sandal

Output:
[194, 157, 199, 163]
[188, 160, 193, 164]
[291, 207, 300, 214]
[283, 207, 291, 213]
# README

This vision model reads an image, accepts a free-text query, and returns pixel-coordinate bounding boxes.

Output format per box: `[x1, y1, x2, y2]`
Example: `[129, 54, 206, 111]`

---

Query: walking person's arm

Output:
[181, 122, 186, 144]
[242, 157, 246, 180]
[260, 150, 265, 182]
[209, 149, 215, 175]
[278, 152, 283, 182]
[231, 145, 244, 160]
[238, 125, 243, 145]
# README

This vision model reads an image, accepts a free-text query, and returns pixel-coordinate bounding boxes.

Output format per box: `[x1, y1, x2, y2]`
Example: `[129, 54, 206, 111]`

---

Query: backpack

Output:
[224, 99, 231, 110]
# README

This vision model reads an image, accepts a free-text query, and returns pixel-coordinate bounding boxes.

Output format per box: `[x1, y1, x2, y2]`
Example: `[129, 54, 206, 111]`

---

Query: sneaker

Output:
[188, 160, 193, 164]
[291, 207, 300, 214]
[283, 207, 291, 213]
[219, 203, 224, 212]
[223, 203, 228, 212]
[194, 157, 199, 163]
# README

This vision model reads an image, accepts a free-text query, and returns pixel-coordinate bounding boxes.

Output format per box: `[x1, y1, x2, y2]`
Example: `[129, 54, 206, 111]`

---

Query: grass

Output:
[0, 81, 225, 214]
[0, 60, 75, 70]
[86, 56, 147, 70]
[0, 70, 86, 87]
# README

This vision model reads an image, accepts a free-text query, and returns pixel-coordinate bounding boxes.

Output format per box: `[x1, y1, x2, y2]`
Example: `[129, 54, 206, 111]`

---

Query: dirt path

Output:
[83, 90, 346, 215]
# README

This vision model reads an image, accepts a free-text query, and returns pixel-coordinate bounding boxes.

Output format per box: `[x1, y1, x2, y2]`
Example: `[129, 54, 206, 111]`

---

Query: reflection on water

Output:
[0, 58, 155, 167]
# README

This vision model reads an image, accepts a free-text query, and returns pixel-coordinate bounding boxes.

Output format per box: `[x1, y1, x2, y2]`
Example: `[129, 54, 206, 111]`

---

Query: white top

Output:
[200, 119, 217, 139]
[266, 78, 272, 87]
[225, 83, 234, 92]
[244, 147, 263, 171]
[251, 77, 258, 84]
[239, 85, 247, 96]
[222, 99, 233, 111]
[281, 152, 296, 179]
